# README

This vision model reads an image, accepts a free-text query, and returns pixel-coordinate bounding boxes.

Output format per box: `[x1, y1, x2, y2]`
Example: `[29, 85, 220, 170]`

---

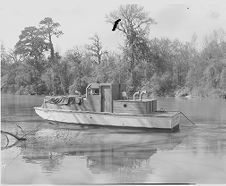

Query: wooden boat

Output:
[34, 83, 180, 130]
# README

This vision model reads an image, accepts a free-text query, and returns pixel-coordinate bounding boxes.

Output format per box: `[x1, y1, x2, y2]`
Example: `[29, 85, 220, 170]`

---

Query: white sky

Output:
[0, 0, 226, 54]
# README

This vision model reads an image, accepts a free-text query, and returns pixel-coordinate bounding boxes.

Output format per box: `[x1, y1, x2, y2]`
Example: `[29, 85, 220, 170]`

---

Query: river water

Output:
[1, 94, 226, 184]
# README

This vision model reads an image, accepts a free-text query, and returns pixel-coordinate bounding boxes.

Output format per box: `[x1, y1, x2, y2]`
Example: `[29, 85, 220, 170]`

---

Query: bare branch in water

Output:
[1, 130, 27, 141]
[16, 123, 25, 134]
[1, 140, 21, 150]
[1, 133, 9, 149]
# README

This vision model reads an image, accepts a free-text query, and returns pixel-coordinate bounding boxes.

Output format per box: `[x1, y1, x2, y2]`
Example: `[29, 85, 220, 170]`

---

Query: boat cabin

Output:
[37, 83, 181, 130]
[43, 83, 157, 114]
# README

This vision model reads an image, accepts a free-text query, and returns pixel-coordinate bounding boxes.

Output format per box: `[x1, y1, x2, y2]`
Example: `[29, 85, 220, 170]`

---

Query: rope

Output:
[159, 108, 196, 126]
[177, 111, 196, 126]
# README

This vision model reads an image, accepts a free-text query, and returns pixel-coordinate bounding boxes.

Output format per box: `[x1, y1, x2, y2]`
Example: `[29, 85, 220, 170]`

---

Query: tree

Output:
[7, 49, 23, 64]
[106, 5, 155, 39]
[220, 68, 226, 89]
[39, 17, 63, 63]
[86, 34, 107, 64]
[1, 43, 6, 64]
[15, 26, 48, 73]
[63, 48, 90, 94]
[92, 52, 124, 83]
[38, 17, 64, 95]
[1, 43, 10, 76]
[106, 4, 156, 92]
[15, 26, 48, 58]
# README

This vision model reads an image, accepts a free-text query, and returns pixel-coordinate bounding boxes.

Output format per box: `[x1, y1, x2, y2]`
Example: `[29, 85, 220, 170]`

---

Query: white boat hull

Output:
[34, 107, 180, 130]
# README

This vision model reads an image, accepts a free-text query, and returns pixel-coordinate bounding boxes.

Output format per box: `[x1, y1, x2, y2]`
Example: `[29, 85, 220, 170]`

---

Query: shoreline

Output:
[1, 92, 226, 99]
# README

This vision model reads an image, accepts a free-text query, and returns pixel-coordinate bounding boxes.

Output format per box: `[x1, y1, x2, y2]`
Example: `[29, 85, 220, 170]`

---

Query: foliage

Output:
[39, 17, 63, 63]
[220, 68, 226, 90]
[15, 26, 48, 59]
[86, 34, 107, 64]
[106, 4, 156, 92]
[1, 11, 226, 99]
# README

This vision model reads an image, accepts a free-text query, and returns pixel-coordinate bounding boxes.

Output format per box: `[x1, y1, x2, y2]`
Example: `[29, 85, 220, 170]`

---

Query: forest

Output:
[1, 5, 226, 98]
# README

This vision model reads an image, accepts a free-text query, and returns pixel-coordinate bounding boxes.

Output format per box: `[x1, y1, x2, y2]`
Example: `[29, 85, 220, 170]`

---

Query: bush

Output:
[175, 87, 191, 97]
[220, 68, 226, 89]
[6, 84, 17, 94]
[35, 81, 48, 95]
[15, 86, 28, 95]
[152, 73, 176, 96]
[140, 73, 176, 97]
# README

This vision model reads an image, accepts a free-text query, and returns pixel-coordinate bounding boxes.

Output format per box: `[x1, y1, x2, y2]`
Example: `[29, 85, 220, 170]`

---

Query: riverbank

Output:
[175, 87, 226, 99]
[2, 86, 226, 99]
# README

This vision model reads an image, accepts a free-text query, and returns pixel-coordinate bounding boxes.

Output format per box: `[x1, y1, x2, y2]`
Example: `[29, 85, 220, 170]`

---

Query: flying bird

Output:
[112, 19, 121, 31]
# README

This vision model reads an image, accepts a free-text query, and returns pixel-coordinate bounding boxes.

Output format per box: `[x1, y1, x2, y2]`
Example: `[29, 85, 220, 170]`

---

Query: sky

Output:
[0, 0, 226, 55]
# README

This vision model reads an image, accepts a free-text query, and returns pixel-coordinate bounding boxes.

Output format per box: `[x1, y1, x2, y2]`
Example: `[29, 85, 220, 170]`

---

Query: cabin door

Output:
[101, 85, 111, 112]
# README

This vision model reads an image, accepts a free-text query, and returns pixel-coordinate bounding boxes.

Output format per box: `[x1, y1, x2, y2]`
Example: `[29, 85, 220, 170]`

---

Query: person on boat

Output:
[122, 91, 128, 100]
[74, 90, 81, 96]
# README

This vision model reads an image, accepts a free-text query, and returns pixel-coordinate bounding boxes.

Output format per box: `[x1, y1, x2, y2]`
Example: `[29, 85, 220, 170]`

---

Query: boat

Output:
[34, 83, 181, 130]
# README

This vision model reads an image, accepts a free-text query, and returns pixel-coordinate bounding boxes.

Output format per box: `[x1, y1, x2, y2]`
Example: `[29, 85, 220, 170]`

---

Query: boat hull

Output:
[34, 107, 180, 130]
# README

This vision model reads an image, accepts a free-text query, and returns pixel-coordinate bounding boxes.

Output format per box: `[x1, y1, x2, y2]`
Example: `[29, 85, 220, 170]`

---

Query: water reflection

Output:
[2, 94, 226, 184]
[17, 124, 184, 174]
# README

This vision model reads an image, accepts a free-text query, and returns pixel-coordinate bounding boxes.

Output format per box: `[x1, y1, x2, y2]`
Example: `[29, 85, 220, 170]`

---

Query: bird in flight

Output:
[112, 19, 121, 31]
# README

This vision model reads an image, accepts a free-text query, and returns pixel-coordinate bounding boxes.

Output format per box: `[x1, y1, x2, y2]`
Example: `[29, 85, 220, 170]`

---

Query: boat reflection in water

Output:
[17, 122, 185, 175]
[2, 94, 226, 184]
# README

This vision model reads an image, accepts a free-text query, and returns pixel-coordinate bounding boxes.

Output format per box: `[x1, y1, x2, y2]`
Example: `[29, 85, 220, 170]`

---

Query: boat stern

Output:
[171, 112, 181, 129]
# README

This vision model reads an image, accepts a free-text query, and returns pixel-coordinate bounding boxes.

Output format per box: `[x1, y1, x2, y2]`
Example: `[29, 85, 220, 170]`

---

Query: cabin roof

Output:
[89, 83, 100, 89]
[88, 83, 114, 89]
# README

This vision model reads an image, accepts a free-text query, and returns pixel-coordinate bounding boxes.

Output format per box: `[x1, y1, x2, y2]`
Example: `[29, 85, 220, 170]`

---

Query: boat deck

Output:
[36, 106, 177, 117]
[34, 107, 181, 130]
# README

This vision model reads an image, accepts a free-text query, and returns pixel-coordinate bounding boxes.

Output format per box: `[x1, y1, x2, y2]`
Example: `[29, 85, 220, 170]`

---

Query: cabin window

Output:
[92, 88, 100, 95]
